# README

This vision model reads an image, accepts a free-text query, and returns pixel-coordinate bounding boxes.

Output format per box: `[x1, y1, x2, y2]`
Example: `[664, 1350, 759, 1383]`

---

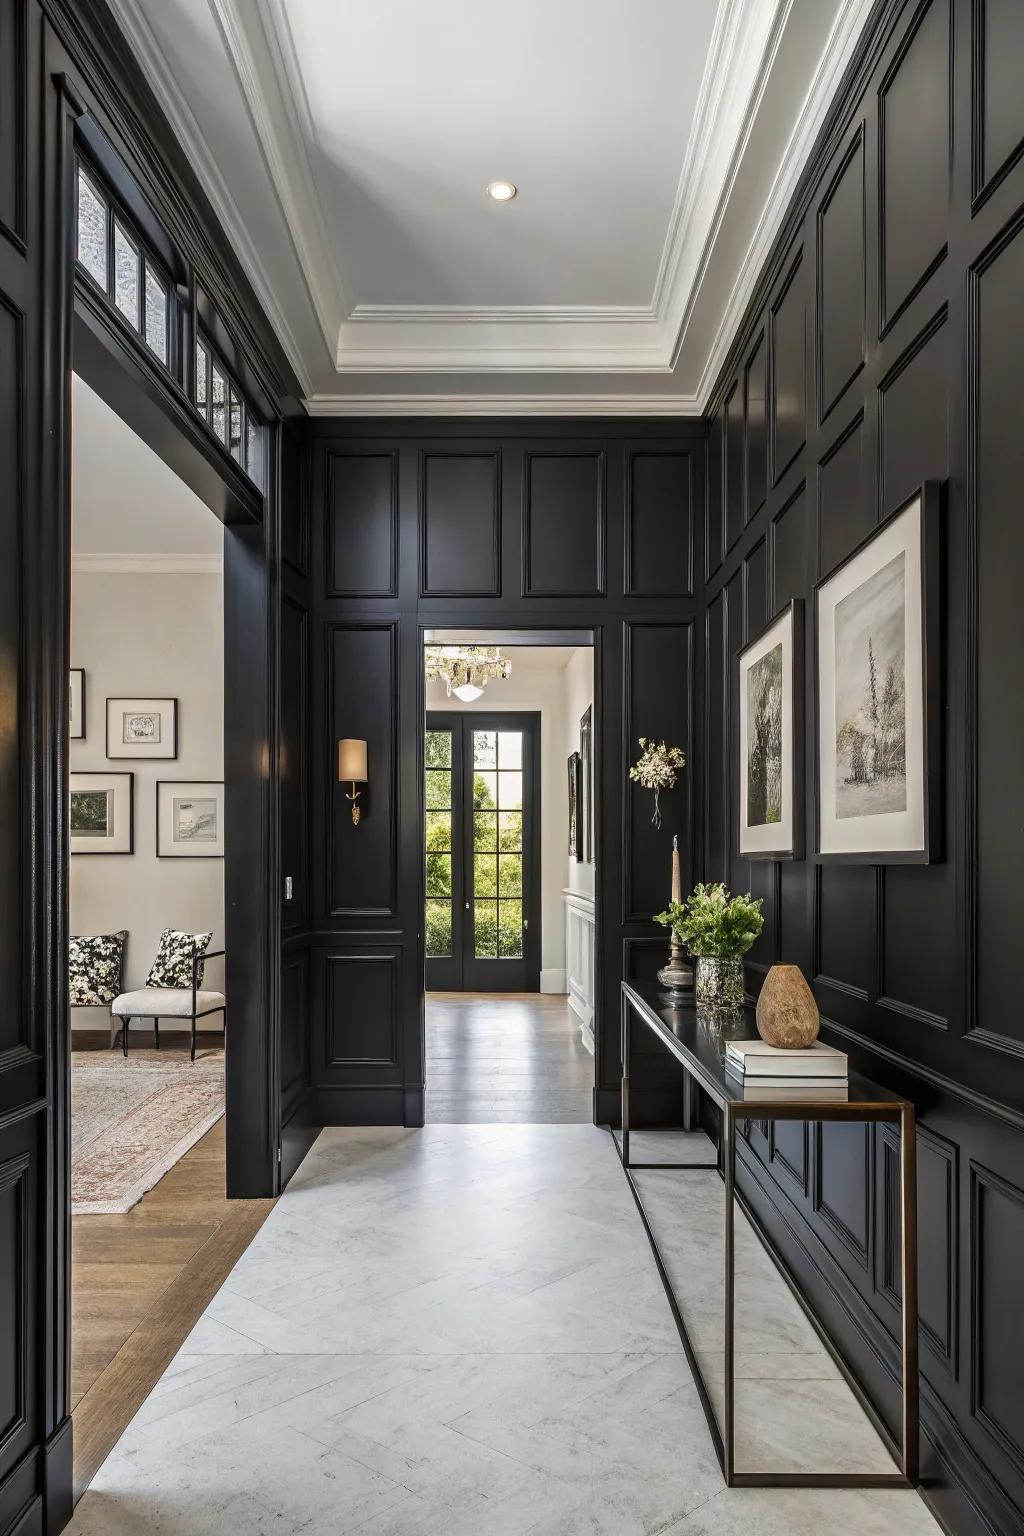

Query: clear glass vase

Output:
[695, 956, 744, 1011]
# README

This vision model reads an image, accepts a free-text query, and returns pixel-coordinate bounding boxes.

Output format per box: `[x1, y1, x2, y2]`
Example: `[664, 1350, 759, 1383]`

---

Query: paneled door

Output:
[424, 713, 541, 992]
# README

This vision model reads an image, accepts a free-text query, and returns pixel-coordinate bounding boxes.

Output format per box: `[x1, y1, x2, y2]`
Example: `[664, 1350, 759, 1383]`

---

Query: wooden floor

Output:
[70, 1046, 274, 1500]
[425, 991, 593, 1122]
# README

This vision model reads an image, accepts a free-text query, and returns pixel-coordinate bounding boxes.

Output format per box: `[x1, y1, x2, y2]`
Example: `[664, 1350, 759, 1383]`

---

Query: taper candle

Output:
[671, 833, 681, 904]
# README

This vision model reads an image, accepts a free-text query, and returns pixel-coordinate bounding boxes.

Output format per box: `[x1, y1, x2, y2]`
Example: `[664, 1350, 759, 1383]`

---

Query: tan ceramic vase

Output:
[755, 964, 820, 1049]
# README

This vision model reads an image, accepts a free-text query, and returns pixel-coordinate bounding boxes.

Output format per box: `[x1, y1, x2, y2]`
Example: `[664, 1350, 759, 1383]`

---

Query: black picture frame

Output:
[70, 668, 86, 739]
[69, 771, 135, 855]
[736, 599, 804, 860]
[579, 704, 593, 863]
[105, 695, 179, 759]
[567, 751, 583, 860]
[813, 480, 942, 864]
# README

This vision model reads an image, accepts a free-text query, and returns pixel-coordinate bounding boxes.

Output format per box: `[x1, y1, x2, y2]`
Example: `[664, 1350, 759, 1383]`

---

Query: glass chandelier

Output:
[425, 645, 512, 702]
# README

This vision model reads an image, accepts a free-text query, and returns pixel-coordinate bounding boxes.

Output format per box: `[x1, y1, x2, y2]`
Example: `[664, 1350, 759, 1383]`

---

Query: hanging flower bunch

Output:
[629, 737, 686, 829]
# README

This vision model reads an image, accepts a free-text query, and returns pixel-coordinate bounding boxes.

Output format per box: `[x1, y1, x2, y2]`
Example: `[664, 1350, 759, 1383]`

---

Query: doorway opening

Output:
[422, 637, 597, 1124]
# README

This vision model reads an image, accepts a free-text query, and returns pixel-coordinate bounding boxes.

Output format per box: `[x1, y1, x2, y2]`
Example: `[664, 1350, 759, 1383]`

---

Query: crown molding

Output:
[72, 553, 223, 573]
[302, 392, 702, 418]
[106, 0, 315, 398]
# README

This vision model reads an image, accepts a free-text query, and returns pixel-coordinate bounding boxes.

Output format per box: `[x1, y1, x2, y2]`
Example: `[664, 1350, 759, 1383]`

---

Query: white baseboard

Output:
[540, 968, 567, 994]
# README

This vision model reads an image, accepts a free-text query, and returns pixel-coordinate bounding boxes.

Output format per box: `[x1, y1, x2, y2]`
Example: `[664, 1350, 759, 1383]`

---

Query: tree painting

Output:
[746, 642, 783, 827]
[834, 551, 907, 819]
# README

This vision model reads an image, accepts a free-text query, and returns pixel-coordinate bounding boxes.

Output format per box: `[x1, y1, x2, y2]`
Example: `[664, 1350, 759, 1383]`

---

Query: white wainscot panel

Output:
[563, 888, 596, 1055]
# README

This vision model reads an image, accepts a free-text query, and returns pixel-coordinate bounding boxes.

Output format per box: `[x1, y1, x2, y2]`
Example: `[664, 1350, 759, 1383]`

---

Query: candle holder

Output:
[658, 834, 694, 997]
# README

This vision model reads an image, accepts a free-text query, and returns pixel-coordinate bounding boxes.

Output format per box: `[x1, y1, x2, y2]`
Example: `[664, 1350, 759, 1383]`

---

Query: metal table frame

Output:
[619, 980, 918, 1490]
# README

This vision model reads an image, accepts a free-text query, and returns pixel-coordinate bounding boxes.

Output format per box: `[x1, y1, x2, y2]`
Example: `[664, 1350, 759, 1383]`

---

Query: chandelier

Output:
[425, 645, 512, 703]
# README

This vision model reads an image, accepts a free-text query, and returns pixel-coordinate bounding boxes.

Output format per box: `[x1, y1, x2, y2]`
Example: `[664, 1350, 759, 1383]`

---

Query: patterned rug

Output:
[71, 1049, 225, 1215]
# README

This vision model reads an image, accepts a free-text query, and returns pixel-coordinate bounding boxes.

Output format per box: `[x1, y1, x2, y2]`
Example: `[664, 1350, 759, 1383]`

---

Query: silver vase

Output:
[695, 957, 744, 1011]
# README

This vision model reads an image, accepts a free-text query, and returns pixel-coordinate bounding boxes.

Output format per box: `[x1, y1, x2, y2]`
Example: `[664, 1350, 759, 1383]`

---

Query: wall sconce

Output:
[338, 738, 368, 825]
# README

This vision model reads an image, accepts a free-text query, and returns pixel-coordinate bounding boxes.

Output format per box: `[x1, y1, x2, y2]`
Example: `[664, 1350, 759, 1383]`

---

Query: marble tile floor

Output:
[68, 1125, 941, 1536]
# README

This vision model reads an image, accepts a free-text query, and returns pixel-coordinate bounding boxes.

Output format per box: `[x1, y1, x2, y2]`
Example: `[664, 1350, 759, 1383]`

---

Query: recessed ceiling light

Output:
[486, 180, 517, 203]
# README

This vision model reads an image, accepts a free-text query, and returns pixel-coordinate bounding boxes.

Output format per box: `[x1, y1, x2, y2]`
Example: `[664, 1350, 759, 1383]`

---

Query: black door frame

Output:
[425, 711, 542, 993]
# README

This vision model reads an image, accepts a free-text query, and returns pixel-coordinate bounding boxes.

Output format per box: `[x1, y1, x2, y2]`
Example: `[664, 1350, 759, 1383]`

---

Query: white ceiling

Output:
[72, 374, 223, 560]
[109, 0, 873, 415]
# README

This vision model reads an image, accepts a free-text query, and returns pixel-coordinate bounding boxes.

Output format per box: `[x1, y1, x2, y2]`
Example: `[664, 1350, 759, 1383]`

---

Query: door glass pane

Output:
[473, 731, 496, 769]
[229, 387, 244, 463]
[144, 264, 168, 362]
[498, 811, 522, 850]
[425, 810, 451, 850]
[498, 900, 523, 958]
[474, 900, 498, 957]
[473, 813, 497, 851]
[113, 219, 140, 328]
[473, 770, 497, 809]
[211, 365, 227, 442]
[497, 771, 522, 809]
[425, 900, 452, 957]
[425, 770, 451, 810]
[76, 167, 108, 288]
[498, 854, 522, 897]
[426, 852, 452, 897]
[474, 853, 497, 897]
[425, 730, 452, 769]
[497, 732, 522, 770]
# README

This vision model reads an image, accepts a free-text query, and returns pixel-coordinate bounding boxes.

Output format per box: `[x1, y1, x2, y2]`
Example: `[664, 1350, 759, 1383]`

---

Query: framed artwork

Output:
[106, 696, 178, 759]
[157, 780, 225, 857]
[738, 599, 803, 859]
[567, 752, 582, 861]
[70, 772, 134, 854]
[579, 705, 593, 863]
[815, 482, 941, 862]
[70, 669, 86, 739]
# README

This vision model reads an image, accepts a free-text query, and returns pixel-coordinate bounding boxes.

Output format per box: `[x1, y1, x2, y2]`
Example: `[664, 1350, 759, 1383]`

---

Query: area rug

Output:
[71, 1050, 225, 1215]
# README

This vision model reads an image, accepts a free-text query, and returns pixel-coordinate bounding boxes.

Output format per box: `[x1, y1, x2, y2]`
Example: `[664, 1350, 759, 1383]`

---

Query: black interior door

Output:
[425, 712, 541, 992]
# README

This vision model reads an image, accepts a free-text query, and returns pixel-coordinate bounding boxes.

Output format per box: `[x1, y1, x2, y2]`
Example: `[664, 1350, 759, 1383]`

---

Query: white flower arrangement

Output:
[629, 737, 686, 829]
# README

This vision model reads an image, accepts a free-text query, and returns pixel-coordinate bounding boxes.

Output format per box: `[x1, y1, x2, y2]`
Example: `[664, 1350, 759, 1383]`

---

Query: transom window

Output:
[194, 331, 265, 490]
[75, 160, 169, 368]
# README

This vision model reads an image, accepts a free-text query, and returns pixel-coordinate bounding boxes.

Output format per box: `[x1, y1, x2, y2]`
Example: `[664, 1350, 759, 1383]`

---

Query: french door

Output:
[425, 712, 541, 991]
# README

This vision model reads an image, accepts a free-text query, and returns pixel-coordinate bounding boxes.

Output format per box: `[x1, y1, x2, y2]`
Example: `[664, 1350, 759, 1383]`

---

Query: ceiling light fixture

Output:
[425, 645, 512, 702]
[486, 180, 517, 203]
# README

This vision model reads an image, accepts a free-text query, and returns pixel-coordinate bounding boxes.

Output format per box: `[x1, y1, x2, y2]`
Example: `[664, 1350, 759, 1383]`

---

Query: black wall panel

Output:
[724, 384, 744, 552]
[280, 595, 308, 934]
[879, 311, 948, 513]
[625, 450, 692, 597]
[327, 622, 398, 918]
[280, 950, 309, 1117]
[818, 412, 867, 576]
[771, 249, 806, 482]
[623, 622, 692, 921]
[817, 128, 866, 421]
[324, 950, 400, 1070]
[744, 332, 767, 520]
[975, 0, 1024, 198]
[420, 450, 500, 596]
[326, 450, 398, 597]
[771, 484, 807, 613]
[522, 450, 605, 596]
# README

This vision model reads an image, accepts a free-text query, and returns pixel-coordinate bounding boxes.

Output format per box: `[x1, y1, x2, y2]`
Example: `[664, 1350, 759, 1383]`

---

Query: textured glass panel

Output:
[425, 900, 452, 957]
[425, 770, 451, 810]
[473, 771, 496, 809]
[498, 855, 522, 897]
[211, 365, 227, 442]
[497, 771, 522, 809]
[426, 852, 451, 898]
[76, 167, 107, 289]
[144, 264, 167, 362]
[498, 901, 523, 958]
[474, 813, 497, 851]
[425, 730, 452, 769]
[474, 900, 498, 958]
[473, 731, 497, 769]
[425, 811, 451, 852]
[195, 340, 209, 411]
[497, 811, 522, 851]
[497, 732, 522, 770]
[474, 854, 497, 898]
[113, 219, 140, 328]
[229, 387, 243, 463]
[246, 419, 264, 489]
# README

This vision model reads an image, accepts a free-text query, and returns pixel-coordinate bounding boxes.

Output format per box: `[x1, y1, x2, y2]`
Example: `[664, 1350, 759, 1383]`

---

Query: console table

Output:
[619, 979, 918, 1489]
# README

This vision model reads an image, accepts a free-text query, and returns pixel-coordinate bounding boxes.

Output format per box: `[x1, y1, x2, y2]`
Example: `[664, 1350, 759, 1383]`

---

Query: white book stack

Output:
[724, 1039, 848, 1101]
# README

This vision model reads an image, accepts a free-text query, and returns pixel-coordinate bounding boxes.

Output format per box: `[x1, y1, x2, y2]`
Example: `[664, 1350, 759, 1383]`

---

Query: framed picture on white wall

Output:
[157, 780, 224, 858]
[70, 772, 134, 854]
[70, 669, 85, 739]
[106, 696, 178, 759]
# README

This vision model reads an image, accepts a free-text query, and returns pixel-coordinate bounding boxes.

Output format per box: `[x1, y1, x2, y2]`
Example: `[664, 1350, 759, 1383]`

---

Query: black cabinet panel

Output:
[724, 383, 744, 552]
[817, 864, 873, 995]
[818, 412, 867, 577]
[625, 450, 693, 597]
[771, 249, 806, 482]
[976, 226, 1024, 1050]
[744, 332, 767, 520]
[421, 451, 500, 596]
[880, 312, 948, 515]
[326, 450, 398, 597]
[328, 623, 397, 917]
[523, 451, 604, 595]
[972, 1164, 1024, 1465]
[976, 0, 1024, 196]
[879, 0, 949, 326]
[817, 131, 866, 421]
[772, 484, 807, 614]
[324, 950, 400, 1069]
[624, 622, 692, 920]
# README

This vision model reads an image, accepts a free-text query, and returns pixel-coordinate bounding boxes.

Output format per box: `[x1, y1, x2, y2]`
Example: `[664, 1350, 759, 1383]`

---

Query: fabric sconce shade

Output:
[338, 738, 368, 825]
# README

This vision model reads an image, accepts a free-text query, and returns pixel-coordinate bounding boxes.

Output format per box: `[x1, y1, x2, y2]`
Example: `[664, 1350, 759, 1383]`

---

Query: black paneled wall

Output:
[703, 3, 1024, 1534]
[302, 424, 703, 1127]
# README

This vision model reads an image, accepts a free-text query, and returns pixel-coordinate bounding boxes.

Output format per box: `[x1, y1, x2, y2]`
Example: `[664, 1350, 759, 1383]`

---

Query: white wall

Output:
[425, 644, 594, 992]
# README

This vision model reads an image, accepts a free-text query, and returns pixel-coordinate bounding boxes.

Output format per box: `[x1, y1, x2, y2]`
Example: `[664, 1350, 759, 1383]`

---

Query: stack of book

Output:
[724, 1038, 848, 1100]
